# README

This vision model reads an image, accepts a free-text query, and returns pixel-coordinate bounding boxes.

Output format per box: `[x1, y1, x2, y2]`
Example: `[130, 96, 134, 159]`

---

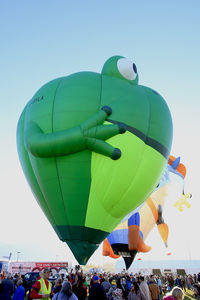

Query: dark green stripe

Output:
[54, 225, 109, 244]
[67, 240, 99, 265]
[54, 225, 109, 264]
[107, 119, 169, 159]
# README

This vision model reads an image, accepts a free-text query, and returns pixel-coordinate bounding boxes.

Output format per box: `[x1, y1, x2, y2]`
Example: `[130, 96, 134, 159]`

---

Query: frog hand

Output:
[25, 106, 126, 159]
[81, 106, 126, 160]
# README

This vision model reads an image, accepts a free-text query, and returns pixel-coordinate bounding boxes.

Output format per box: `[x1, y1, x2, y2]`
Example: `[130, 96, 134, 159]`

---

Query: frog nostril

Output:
[132, 63, 137, 74]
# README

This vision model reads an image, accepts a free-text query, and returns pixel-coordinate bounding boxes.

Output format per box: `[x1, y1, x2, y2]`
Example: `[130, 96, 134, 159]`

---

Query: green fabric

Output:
[16, 55, 173, 264]
[54, 225, 109, 263]
[67, 240, 99, 265]
[100, 75, 172, 154]
[107, 119, 169, 158]
[17, 107, 56, 227]
[54, 225, 108, 243]
[85, 129, 166, 232]
[142, 86, 173, 151]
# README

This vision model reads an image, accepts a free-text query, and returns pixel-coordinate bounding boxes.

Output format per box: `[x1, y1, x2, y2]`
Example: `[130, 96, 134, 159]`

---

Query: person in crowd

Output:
[194, 274, 197, 284]
[139, 276, 151, 300]
[193, 282, 200, 298]
[0, 273, 14, 300]
[112, 279, 124, 299]
[30, 268, 52, 299]
[73, 279, 87, 300]
[21, 274, 29, 294]
[168, 275, 175, 291]
[88, 275, 107, 300]
[188, 275, 193, 289]
[101, 276, 111, 294]
[185, 275, 192, 290]
[107, 279, 116, 299]
[53, 278, 63, 295]
[0, 275, 4, 294]
[175, 275, 181, 287]
[126, 276, 132, 295]
[148, 276, 160, 300]
[82, 275, 88, 294]
[13, 274, 21, 291]
[52, 281, 78, 300]
[157, 276, 162, 295]
[85, 274, 91, 291]
[163, 286, 184, 300]
[120, 277, 127, 298]
[121, 277, 127, 290]
[13, 279, 25, 300]
[179, 276, 186, 292]
[128, 282, 144, 300]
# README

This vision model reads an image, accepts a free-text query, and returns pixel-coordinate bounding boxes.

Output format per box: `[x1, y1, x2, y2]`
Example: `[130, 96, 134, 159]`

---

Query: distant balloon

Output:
[17, 56, 172, 264]
[103, 155, 186, 269]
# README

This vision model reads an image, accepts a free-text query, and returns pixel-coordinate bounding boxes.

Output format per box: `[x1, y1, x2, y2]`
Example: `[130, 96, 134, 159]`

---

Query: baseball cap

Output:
[93, 275, 100, 281]
[43, 268, 51, 273]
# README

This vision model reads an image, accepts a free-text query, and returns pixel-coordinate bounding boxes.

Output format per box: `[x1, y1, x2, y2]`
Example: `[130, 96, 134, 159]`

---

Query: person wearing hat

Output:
[107, 278, 116, 299]
[112, 279, 124, 300]
[148, 276, 160, 300]
[30, 268, 52, 299]
[88, 275, 107, 300]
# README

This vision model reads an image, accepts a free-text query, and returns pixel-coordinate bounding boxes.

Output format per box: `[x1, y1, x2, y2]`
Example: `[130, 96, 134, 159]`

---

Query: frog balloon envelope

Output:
[17, 56, 173, 264]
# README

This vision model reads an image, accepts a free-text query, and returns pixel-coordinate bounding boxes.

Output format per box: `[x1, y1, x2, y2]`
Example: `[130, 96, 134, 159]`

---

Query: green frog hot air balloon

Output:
[16, 56, 173, 264]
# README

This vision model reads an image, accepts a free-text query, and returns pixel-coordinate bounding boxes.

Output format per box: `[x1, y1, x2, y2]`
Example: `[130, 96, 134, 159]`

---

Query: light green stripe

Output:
[85, 129, 166, 233]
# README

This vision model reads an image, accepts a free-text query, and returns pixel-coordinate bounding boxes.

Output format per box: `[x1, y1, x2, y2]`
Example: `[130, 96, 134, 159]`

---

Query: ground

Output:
[161, 288, 197, 299]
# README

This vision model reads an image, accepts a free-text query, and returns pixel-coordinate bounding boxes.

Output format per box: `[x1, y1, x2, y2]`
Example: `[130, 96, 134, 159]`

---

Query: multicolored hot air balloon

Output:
[16, 56, 173, 264]
[103, 155, 186, 269]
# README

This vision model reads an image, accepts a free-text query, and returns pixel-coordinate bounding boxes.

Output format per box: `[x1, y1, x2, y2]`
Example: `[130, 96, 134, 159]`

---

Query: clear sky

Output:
[1, 0, 200, 267]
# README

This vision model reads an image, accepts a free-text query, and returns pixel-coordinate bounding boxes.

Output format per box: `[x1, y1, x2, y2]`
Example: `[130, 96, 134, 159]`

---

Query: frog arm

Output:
[25, 107, 126, 159]
[24, 122, 85, 158]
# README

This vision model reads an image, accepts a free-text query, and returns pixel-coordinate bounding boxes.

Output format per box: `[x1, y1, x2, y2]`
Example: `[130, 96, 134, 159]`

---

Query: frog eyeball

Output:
[117, 58, 137, 81]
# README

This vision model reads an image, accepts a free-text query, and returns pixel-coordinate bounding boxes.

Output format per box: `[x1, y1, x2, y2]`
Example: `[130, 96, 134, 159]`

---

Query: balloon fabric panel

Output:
[17, 108, 56, 227]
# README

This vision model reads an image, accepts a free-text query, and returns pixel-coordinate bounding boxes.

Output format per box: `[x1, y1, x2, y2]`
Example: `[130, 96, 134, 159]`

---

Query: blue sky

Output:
[1, 1, 200, 266]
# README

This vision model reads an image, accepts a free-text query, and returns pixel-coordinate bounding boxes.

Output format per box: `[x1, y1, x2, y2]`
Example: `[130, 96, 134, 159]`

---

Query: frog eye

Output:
[117, 58, 137, 81]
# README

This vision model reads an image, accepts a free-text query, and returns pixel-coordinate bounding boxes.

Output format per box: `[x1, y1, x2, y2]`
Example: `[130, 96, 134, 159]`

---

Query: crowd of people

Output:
[0, 268, 200, 300]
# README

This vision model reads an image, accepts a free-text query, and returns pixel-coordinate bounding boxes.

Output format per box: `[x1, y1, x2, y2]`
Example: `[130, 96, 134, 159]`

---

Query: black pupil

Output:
[133, 63, 137, 74]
